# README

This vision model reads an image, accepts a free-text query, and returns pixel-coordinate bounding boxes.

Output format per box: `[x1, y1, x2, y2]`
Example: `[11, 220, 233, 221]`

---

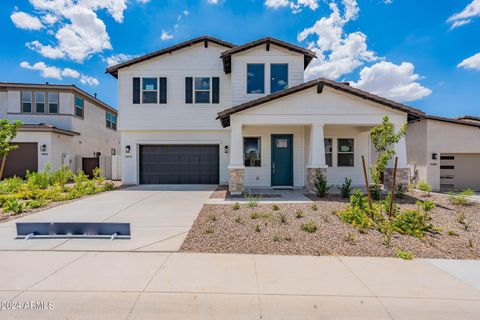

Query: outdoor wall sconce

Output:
[40, 144, 47, 152]
[93, 152, 101, 158]
[111, 148, 116, 156]
[224, 145, 229, 154]
[432, 153, 437, 160]
[125, 145, 131, 154]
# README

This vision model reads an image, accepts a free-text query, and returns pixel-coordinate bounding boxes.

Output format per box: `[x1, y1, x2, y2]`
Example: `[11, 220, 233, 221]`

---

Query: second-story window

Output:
[142, 78, 158, 104]
[35, 92, 45, 113]
[270, 64, 288, 93]
[247, 64, 265, 94]
[106, 112, 117, 130]
[21, 91, 32, 113]
[194, 77, 210, 103]
[75, 96, 84, 118]
[48, 92, 59, 113]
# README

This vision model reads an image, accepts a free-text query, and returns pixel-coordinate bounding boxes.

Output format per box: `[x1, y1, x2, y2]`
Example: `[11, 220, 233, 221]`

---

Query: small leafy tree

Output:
[313, 169, 329, 197]
[370, 116, 407, 189]
[0, 119, 22, 180]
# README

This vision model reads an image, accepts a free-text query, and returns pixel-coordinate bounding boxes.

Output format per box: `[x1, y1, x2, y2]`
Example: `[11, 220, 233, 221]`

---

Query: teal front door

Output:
[271, 134, 293, 186]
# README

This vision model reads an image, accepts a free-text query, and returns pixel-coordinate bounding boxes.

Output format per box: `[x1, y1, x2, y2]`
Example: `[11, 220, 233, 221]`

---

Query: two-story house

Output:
[106, 36, 425, 193]
[0, 82, 120, 179]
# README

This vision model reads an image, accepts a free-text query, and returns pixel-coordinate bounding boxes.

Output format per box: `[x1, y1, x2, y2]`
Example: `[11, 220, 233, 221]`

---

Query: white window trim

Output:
[75, 95, 84, 118]
[21, 91, 33, 113]
[193, 77, 212, 104]
[246, 63, 266, 95]
[337, 137, 355, 168]
[106, 111, 117, 130]
[47, 92, 59, 114]
[270, 63, 289, 94]
[141, 77, 159, 104]
[324, 137, 333, 167]
[21, 91, 60, 114]
[243, 136, 262, 168]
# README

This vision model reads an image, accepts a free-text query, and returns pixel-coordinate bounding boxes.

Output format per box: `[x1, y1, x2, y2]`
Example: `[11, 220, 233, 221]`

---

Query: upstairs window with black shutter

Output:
[185, 77, 220, 104]
[132, 77, 140, 104]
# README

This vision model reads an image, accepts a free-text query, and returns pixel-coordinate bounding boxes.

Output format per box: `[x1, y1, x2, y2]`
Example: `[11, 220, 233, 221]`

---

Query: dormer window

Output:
[271, 64, 288, 93]
[247, 64, 265, 94]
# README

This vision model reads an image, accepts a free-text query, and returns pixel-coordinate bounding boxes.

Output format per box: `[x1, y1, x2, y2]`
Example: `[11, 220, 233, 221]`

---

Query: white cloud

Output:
[298, 0, 377, 80]
[12, 0, 147, 62]
[351, 61, 432, 102]
[10, 12, 44, 30]
[160, 30, 173, 41]
[208, 0, 220, 4]
[458, 52, 480, 70]
[447, 0, 480, 29]
[265, 0, 318, 12]
[20, 61, 99, 86]
[80, 75, 100, 86]
[104, 53, 138, 67]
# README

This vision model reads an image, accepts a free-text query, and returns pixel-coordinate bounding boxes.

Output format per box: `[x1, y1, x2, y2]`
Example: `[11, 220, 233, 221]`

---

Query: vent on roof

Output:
[343, 82, 350, 86]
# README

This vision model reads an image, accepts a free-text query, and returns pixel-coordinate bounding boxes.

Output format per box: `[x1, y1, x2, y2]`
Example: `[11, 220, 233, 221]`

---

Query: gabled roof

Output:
[426, 115, 480, 128]
[456, 115, 480, 123]
[216, 78, 425, 127]
[19, 124, 80, 136]
[0, 82, 117, 114]
[220, 37, 317, 74]
[106, 36, 236, 77]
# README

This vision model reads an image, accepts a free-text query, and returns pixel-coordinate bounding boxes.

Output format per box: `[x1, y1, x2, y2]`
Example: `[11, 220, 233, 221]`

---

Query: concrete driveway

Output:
[0, 185, 216, 252]
[0, 252, 478, 319]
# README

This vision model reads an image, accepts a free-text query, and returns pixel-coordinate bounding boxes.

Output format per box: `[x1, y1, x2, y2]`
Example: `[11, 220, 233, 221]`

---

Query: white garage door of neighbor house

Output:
[440, 154, 480, 191]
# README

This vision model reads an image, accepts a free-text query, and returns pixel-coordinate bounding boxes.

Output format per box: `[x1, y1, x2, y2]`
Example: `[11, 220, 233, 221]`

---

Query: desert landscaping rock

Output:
[181, 191, 480, 259]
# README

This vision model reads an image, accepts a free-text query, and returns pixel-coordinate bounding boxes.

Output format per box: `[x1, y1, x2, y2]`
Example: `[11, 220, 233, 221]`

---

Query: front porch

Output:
[227, 121, 409, 195]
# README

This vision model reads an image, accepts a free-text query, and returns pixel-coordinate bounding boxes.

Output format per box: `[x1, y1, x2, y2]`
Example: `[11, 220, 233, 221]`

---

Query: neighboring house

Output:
[407, 116, 480, 192]
[0, 82, 120, 179]
[106, 35, 476, 193]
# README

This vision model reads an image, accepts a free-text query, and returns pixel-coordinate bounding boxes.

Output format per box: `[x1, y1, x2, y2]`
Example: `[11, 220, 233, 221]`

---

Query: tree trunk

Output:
[0, 155, 6, 180]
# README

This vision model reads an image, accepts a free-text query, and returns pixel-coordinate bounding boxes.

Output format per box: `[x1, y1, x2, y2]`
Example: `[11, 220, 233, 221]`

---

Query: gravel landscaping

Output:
[181, 191, 480, 259]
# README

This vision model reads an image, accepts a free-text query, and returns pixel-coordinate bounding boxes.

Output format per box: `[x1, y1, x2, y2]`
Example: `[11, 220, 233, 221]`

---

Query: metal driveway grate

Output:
[16, 222, 131, 240]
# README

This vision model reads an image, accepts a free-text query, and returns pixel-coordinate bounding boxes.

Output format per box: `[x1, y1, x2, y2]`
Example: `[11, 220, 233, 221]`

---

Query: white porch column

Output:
[306, 124, 327, 193]
[228, 121, 245, 195]
[385, 123, 410, 190]
[308, 124, 327, 168]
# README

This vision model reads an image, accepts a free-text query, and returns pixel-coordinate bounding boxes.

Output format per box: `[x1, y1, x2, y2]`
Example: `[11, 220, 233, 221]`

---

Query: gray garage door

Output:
[3, 142, 38, 178]
[139, 145, 219, 184]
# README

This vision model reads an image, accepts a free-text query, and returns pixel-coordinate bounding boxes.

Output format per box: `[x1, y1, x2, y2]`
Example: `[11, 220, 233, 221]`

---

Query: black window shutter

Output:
[212, 77, 220, 104]
[185, 77, 193, 104]
[159, 77, 167, 104]
[133, 77, 140, 104]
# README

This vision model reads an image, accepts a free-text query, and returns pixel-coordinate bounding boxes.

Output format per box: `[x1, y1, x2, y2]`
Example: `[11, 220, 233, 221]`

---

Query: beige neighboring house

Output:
[407, 116, 480, 192]
[0, 82, 120, 179]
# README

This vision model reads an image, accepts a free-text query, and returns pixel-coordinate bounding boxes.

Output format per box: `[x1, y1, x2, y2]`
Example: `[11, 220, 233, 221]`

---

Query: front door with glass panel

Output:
[271, 135, 293, 186]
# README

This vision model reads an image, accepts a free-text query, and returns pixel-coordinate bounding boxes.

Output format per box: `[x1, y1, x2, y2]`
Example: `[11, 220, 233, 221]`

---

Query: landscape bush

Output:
[391, 209, 435, 238]
[0, 165, 116, 215]
[313, 170, 329, 197]
[341, 177, 352, 198]
[448, 189, 475, 206]
[417, 181, 432, 196]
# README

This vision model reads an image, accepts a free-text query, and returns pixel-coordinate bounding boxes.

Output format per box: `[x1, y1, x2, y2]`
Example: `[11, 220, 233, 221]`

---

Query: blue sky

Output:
[2, 0, 479, 118]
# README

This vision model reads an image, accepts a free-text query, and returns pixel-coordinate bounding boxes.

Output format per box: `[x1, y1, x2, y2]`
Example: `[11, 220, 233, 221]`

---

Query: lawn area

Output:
[0, 166, 117, 223]
[181, 191, 480, 259]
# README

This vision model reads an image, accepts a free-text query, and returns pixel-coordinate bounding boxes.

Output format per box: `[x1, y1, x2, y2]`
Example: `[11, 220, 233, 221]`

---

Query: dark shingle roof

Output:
[106, 36, 236, 77]
[217, 78, 425, 127]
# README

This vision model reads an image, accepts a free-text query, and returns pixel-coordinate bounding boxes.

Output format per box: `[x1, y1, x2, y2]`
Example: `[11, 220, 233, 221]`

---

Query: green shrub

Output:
[232, 202, 240, 210]
[314, 170, 329, 197]
[392, 209, 435, 238]
[26, 165, 51, 189]
[295, 210, 304, 219]
[300, 221, 317, 233]
[344, 232, 356, 244]
[245, 193, 260, 208]
[378, 221, 394, 247]
[456, 212, 466, 224]
[417, 200, 436, 214]
[396, 249, 414, 260]
[350, 190, 368, 211]
[92, 167, 105, 183]
[369, 184, 381, 201]
[337, 206, 373, 231]
[272, 204, 280, 211]
[2, 199, 27, 214]
[0, 194, 22, 206]
[0, 176, 24, 194]
[417, 181, 431, 196]
[395, 184, 406, 199]
[311, 203, 317, 211]
[204, 227, 214, 234]
[235, 215, 243, 224]
[279, 213, 287, 224]
[382, 192, 399, 215]
[448, 189, 475, 206]
[26, 198, 51, 209]
[49, 166, 72, 187]
[250, 212, 272, 220]
[341, 177, 352, 198]
[448, 230, 459, 236]
[102, 182, 116, 191]
[255, 224, 261, 232]
[208, 213, 217, 221]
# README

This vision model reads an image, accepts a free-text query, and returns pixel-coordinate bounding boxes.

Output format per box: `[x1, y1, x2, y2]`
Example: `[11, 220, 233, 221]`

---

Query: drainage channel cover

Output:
[16, 222, 131, 240]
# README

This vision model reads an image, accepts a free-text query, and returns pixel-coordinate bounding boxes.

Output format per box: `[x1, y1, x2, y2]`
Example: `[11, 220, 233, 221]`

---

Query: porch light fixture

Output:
[432, 153, 437, 160]
[40, 144, 47, 152]
[224, 145, 229, 154]
[125, 145, 131, 154]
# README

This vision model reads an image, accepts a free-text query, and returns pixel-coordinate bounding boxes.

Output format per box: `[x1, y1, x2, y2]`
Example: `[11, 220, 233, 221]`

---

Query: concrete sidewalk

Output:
[0, 252, 478, 319]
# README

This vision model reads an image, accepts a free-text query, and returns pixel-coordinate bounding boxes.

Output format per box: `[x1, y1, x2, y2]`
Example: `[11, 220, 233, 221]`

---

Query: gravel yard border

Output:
[181, 191, 480, 259]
